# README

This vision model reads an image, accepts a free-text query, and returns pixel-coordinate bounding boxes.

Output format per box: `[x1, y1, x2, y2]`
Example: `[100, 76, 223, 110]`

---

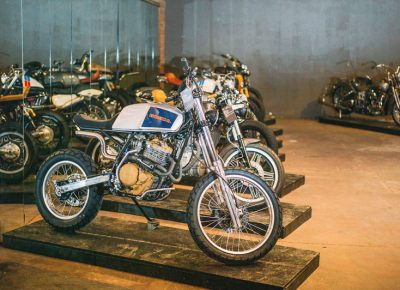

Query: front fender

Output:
[243, 138, 260, 146]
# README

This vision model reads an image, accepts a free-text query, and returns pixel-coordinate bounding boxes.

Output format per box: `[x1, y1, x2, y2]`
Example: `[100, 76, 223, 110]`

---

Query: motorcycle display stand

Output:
[319, 115, 400, 136]
[3, 216, 318, 290]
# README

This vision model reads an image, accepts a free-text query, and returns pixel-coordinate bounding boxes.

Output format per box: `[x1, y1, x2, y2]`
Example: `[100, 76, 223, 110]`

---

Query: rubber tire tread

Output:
[187, 169, 282, 265]
[35, 149, 103, 232]
[219, 142, 285, 195]
[239, 120, 279, 153]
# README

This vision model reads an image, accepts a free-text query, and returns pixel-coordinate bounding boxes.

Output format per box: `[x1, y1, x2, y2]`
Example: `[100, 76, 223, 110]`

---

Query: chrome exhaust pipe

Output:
[75, 130, 116, 160]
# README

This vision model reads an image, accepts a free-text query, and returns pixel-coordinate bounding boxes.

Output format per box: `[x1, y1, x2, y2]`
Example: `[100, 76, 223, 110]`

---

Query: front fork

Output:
[194, 98, 242, 229]
[392, 87, 400, 109]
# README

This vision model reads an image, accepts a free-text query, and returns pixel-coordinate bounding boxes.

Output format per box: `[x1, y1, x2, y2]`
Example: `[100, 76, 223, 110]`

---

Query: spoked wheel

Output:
[0, 122, 38, 183]
[392, 106, 400, 126]
[219, 143, 285, 195]
[35, 149, 103, 231]
[187, 169, 282, 265]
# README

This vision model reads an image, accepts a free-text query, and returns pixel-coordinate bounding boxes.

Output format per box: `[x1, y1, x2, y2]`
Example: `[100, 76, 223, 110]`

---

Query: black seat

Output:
[73, 114, 118, 130]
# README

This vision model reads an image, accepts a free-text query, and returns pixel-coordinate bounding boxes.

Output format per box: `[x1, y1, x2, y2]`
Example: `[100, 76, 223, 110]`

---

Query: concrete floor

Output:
[1, 119, 399, 289]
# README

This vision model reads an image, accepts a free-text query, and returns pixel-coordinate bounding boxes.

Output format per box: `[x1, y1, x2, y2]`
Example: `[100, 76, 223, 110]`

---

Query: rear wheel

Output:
[0, 122, 38, 183]
[187, 169, 282, 265]
[35, 149, 103, 232]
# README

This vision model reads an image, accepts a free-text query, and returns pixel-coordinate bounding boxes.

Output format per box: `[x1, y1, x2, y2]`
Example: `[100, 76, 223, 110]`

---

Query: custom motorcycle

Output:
[35, 58, 282, 265]
[86, 73, 285, 195]
[320, 62, 400, 125]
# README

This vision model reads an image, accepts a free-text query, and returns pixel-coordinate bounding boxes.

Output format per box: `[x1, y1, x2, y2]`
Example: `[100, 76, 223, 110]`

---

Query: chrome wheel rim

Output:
[224, 147, 278, 201]
[0, 131, 28, 174]
[42, 161, 89, 220]
[197, 174, 274, 255]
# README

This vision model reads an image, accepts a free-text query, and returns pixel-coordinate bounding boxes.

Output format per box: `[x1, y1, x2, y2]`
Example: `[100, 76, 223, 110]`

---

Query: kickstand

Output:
[130, 197, 160, 231]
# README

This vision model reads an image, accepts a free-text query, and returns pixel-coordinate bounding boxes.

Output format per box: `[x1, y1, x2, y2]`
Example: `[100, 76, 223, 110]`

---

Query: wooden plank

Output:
[3, 216, 319, 290]
[319, 115, 400, 136]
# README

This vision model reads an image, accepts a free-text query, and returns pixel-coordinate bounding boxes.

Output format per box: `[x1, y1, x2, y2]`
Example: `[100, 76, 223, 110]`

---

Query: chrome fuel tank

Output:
[112, 103, 184, 132]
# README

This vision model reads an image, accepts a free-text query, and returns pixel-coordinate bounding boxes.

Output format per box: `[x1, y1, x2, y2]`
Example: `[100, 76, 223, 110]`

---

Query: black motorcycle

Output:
[320, 62, 400, 125]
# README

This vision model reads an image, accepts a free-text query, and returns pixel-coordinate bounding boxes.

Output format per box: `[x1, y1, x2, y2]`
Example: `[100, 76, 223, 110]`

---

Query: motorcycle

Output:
[0, 67, 71, 157]
[25, 51, 126, 117]
[34, 58, 282, 265]
[135, 70, 279, 153]
[215, 53, 267, 121]
[5, 65, 110, 121]
[320, 61, 400, 125]
[86, 73, 285, 195]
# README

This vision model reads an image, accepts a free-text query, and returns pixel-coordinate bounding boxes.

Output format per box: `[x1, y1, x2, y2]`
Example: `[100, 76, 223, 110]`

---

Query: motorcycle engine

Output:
[364, 88, 385, 115]
[118, 137, 173, 196]
[118, 163, 154, 196]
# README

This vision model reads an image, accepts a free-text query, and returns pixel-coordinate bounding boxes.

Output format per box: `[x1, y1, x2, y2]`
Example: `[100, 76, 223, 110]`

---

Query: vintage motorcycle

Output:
[35, 58, 282, 265]
[135, 70, 279, 153]
[25, 51, 126, 117]
[320, 61, 400, 125]
[1, 67, 71, 156]
[215, 53, 266, 121]
[86, 74, 285, 195]
[6, 65, 110, 121]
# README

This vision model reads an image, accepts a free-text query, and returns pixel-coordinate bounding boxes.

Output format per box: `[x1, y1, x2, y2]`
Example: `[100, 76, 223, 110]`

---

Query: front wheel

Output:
[239, 120, 279, 153]
[187, 169, 282, 265]
[219, 142, 285, 195]
[35, 149, 103, 232]
[392, 106, 400, 126]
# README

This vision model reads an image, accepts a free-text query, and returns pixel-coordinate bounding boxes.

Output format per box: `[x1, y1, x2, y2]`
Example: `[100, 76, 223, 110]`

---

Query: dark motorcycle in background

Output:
[320, 60, 400, 126]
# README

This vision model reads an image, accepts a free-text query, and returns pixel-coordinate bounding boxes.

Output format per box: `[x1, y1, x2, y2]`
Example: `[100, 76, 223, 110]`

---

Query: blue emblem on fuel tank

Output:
[141, 107, 178, 129]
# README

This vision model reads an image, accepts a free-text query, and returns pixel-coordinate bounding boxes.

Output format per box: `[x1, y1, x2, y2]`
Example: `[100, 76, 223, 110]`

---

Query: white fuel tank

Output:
[112, 103, 184, 132]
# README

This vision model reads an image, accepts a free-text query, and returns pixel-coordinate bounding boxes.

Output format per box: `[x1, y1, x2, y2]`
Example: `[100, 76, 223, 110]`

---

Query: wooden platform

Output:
[264, 116, 277, 125]
[319, 115, 400, 136]
[3, 216, 319, 290]
[179, 173, 304, 197]
[0, 173, 304, 205]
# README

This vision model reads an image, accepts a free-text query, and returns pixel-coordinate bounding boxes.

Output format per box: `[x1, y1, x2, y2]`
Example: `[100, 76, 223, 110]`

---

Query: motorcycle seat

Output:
[73, 113, 118, 130]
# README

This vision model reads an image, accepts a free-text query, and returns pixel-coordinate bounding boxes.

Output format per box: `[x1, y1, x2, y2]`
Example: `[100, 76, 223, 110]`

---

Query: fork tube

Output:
[194, 97, 242, 229]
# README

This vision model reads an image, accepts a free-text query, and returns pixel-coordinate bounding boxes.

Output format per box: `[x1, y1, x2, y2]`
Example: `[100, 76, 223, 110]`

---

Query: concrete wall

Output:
[165, 0, 400, 117]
